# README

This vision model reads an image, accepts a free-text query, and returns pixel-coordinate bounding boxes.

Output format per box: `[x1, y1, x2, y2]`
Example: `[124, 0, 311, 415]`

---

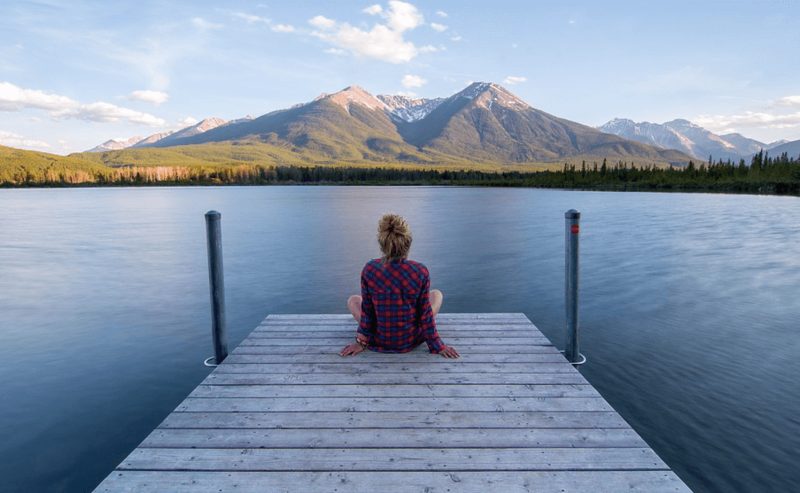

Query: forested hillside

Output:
[2, 144, 798, 194]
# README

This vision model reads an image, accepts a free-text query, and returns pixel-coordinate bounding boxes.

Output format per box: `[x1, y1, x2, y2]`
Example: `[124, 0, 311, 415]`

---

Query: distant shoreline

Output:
[2, 173, 798, 197]
[2, 151, 799, 196]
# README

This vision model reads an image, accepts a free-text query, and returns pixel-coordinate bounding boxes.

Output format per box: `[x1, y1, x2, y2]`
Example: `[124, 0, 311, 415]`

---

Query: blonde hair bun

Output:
[377, 213, 412, 261]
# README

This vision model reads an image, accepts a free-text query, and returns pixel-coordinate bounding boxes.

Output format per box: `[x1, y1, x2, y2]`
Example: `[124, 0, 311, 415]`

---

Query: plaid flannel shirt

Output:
[357, 258, 444, 353]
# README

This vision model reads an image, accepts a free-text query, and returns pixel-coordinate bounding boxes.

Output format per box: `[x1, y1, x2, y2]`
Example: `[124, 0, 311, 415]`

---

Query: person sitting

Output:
[339, 213, 459, 358]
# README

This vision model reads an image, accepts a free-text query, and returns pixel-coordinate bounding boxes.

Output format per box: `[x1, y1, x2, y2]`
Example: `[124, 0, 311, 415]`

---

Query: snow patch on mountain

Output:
[376, 94, 445, 123]
[460, 82, 491, 100]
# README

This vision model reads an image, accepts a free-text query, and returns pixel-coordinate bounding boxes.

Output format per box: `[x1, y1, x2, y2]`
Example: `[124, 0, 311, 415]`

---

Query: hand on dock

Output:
[439, 346, 460, 358]
[339, 343, 365, 357]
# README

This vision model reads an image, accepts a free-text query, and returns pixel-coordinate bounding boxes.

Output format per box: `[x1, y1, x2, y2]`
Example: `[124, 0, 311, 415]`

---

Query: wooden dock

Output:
[93, 313, 692, 492]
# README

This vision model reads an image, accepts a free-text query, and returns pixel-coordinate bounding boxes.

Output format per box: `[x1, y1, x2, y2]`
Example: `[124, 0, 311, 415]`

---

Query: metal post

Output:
[205, 211, 228, 365]
[565, 209, 583, 365]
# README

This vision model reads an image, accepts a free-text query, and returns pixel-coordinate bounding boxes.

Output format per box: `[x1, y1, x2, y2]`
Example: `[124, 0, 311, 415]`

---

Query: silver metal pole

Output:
[205, 211, 228, 365]
[565, 209, 581, 364]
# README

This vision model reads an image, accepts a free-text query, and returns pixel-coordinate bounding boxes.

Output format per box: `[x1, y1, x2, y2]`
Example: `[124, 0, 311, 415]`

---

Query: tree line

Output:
[2, 150, 799, 195]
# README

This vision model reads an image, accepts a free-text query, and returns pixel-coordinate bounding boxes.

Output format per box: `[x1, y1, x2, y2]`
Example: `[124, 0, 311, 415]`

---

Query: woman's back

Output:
[358, 258, 441, 353]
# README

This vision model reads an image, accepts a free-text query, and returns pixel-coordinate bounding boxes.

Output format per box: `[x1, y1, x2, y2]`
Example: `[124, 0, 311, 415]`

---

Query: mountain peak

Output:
[315, 86, 388, 114]
[454, 81, 531, 111]
[227, 115, 255, 125]
[598, 119, 637, 133]
[458, 82, 496, 99]
[664, 119, 698, 128]
[608, 118, 635, 125]
[86, 136, 144, 152]
[163, 117, 226, 140]
[194, 117, 226, 131]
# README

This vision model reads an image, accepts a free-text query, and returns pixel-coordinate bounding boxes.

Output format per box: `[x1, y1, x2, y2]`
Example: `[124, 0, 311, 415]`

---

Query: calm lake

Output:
[1, 186, 799, 493]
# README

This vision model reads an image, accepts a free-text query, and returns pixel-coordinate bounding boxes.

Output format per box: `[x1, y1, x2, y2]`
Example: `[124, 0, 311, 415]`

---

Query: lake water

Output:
[1, 186, 798, 493]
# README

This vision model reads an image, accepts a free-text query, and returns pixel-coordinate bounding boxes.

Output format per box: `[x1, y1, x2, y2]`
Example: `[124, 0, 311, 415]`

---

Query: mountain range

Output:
[87, 117, 242, 152]
[597, 118, 792, 162]
[83, 82, 696, 167]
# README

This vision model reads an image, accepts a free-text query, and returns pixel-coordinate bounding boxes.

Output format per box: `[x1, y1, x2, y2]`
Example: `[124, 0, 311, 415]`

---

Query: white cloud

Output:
[309, 15, 337, 30]
[451, 36, 462, 41]
[67, 102, 166, 127]
[324, 48, 348, 55]
[504, 76, 527, 85]
[402, 74, 427, 88]
[384, 1, 423, 32]
[192, 18, 223, 30]
[125, 90, 169, 106]
[693, 111, 800, 134]
[363, 4, 383, 15]
[234, 12, 271, 24]
[233, 13, 292, 32]
[431, 23, 448, 32]
[320, 24, 418, 63]
[0, 130, 51, 150]
[306, 3, 432, 63]
[690, 94, 800, 137]
[0, 81, 79, 113]
[772, 95, 800, 109]
[436, 11, 448, 18]
[0, 82, 166, 127]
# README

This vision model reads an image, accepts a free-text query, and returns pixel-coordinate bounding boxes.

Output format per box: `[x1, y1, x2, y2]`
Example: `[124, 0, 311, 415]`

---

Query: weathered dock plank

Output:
[187, 383, 600, 399]
[176, 396, 614, 413]
[212, 362, 580, 374]
[202, 372, 589, 385]
[92, 313, 693, 493]
[141, 427, 649, 449]
[233, 343, 561, 353]
[221, 352, 569, 364]
[242, 335, 554, 345]
[119, 446, 668, 471]
[157, 411, 634, 430]
[96, 470, 691, 493]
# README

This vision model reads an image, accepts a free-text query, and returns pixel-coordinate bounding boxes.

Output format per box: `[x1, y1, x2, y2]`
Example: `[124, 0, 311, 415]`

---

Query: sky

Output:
[1, 0, 799, 155]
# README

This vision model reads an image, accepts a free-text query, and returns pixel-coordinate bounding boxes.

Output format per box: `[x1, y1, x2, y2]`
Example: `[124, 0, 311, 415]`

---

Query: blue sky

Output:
[1, 0, 798, 154]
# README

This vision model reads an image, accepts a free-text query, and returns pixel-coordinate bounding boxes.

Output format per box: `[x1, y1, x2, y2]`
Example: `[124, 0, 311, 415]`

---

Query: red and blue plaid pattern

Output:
[357, 258, 444, 353]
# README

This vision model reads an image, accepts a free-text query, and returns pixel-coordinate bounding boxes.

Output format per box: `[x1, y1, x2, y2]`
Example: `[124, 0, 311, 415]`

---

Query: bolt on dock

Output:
[93, 313, 692, 492]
